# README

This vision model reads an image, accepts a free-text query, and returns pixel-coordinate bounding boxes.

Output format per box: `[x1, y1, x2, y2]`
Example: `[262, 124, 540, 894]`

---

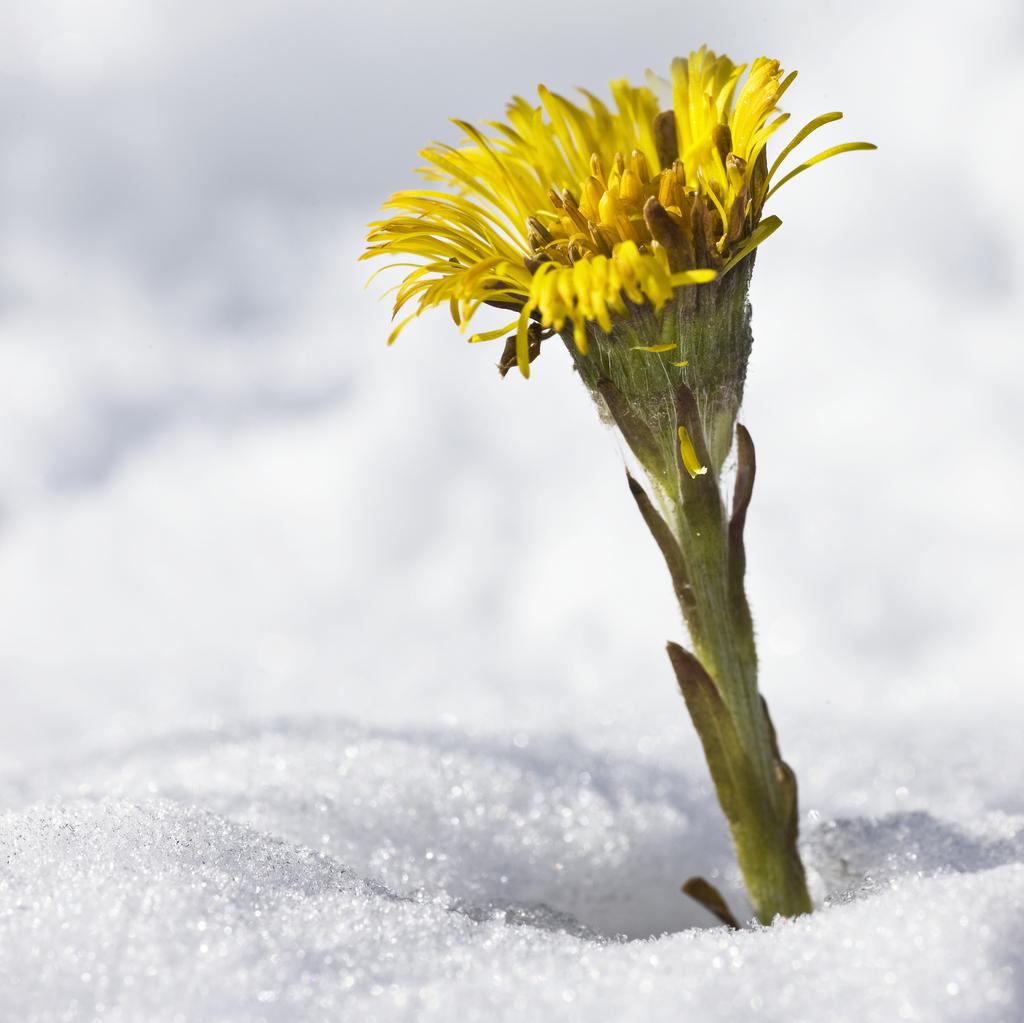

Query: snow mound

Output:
[2, 719, 737, 939]
[2, 721, 1023, 1022]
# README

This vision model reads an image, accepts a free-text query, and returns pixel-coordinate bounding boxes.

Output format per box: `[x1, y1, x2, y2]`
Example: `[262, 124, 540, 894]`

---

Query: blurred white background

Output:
[0, 0, 1021, 781]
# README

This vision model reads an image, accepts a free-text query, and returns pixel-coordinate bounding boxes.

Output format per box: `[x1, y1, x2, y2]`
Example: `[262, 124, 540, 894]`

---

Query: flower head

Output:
[363, 47, 873, 377]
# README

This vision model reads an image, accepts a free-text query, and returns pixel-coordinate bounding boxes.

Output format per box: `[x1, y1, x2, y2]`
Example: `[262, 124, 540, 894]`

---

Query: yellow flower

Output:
[363, 46, 873, 377]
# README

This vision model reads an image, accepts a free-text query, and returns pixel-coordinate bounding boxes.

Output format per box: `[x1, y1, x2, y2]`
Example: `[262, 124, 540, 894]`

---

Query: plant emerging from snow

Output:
[363, 46, 873, 925]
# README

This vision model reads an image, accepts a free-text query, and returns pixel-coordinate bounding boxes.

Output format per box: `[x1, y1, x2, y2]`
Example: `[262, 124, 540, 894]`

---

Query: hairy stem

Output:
[663, 425, 812, 923]
[564, 262, 812, 923]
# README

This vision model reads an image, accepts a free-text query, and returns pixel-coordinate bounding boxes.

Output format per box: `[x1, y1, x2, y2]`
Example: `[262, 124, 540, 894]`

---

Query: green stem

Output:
[625, 415, 811, 923]
[671, 470, 811, 923]
[563, 261, 812, 923]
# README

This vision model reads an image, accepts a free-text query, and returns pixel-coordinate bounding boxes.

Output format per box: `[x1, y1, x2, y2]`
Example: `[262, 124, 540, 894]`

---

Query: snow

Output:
[3, 722, 1024, 1021]
[1, 0, 1024, 1018]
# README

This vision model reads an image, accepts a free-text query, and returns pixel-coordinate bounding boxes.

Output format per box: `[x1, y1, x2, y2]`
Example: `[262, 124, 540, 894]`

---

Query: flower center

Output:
[527, 122, 752, 278]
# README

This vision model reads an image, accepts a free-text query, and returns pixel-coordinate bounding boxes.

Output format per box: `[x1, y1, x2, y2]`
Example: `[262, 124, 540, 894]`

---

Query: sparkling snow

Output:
[1, 0, 1023, 1019]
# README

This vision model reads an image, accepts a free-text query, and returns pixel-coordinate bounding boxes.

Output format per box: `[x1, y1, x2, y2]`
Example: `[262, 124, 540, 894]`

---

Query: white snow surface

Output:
[3, 718, 1024, 1022]
[2, 0, 1024, 1019]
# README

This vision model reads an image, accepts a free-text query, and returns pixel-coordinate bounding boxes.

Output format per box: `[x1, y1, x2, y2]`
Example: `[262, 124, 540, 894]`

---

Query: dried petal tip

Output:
[527, 216, 553, 245]
[498, 325, 545, 377]
[643, 197, 694, 272]
[527, 217, 554, 255]
[653, 110, 679, 168]
[712, 123, 733, 165]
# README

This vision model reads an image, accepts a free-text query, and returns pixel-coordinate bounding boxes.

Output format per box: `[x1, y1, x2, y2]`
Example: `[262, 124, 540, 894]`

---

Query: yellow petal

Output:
[678, 425, 707, 478]
[766, 142, 878, 200]
[722, 215, 782, 273]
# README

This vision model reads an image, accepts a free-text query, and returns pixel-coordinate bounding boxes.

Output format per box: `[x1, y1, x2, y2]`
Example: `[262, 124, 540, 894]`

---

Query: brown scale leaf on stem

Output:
[728, 423, 756, 591]
[681, 877, 741, 930]
[626, 471, 699, 634]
